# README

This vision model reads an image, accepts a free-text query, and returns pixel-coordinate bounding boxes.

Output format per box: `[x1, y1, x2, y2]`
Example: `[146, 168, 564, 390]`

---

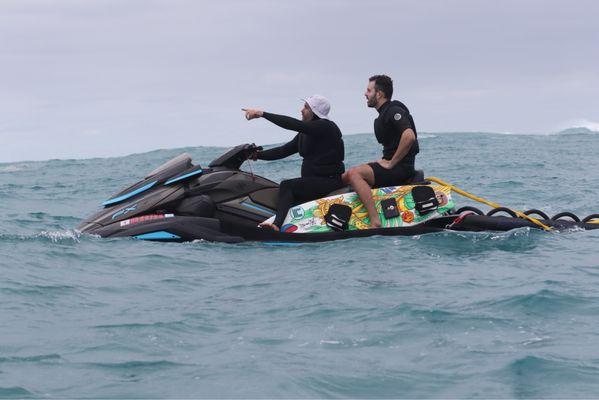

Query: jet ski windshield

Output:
[100, 153, 195, 208]
[147, 153, 193, 178]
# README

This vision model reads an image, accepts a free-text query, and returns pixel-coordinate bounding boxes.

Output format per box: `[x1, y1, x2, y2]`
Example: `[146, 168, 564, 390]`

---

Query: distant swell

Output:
[94, 320, 190, 332]
[87, 360, 188, 370]
[0, 354, 61, 363]
[500, 355, 599, 397]
[477, 289, 591, 315]
[0, 387, 35, 398]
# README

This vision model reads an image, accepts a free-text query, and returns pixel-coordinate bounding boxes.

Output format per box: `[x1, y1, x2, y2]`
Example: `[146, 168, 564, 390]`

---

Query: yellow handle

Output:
[425, 176, 553, 231]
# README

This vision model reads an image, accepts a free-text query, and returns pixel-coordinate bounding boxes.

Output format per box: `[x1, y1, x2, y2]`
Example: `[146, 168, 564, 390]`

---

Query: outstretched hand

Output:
[242, 108, 263, 120]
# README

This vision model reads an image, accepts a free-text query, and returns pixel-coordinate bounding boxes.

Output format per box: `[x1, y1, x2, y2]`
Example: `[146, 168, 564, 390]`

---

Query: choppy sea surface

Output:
[2, 131, 599, 398]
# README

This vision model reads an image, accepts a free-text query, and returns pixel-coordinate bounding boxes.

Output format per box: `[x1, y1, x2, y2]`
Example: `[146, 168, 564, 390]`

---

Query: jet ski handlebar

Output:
[244, 143, 263, 159]
[208, 143, 263, 169]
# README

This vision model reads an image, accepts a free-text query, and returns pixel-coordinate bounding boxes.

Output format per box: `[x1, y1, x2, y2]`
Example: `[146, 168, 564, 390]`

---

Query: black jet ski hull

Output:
[85, 213, 599, 244]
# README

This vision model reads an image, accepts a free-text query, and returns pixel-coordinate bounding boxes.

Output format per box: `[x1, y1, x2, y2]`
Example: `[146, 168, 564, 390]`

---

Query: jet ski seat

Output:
[327, 186, 352, 196]
[326, 169, 426, 196]
[411, 169, 426, 183]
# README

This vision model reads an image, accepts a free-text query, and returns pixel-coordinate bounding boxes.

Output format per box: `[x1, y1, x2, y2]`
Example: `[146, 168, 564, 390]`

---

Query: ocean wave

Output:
[499, 355, 599, 397]
[556, 119, 599, 133]
[0, 183, 25, 190]
[419, 227, 535, 241]
[406, 307, 512, 327]
[553, 126, 599, 135]
[299, 369, 464, 398]
[408, 228, 540, 256]
[93, 320, 189, 331]
[475, 288, 590, 315]
[1, 284, 77, 297]
[85, 360, 189, 371]
[507, 355, 599, 374]
[0, 354, 61, 363]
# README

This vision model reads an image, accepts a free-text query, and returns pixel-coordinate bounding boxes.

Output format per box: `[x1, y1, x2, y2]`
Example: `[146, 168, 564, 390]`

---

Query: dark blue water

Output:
[2, 132, 599, 398]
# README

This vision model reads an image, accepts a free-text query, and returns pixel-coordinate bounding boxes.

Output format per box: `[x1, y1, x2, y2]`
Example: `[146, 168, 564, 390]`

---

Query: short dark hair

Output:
[369, 74, 393, 99]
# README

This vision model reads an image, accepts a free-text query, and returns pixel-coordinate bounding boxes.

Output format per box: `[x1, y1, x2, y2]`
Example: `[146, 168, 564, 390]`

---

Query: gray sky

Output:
[1, 0, 598, 162]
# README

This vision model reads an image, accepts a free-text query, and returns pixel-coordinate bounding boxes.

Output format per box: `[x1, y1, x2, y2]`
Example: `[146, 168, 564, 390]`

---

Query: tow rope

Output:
[247, 158, 256, 181]
[425, 176, 553, 231]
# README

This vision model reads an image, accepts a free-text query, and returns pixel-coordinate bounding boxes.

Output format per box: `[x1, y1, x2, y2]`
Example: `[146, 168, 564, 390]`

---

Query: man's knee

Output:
[346, 165, 372, 183]
[341, 170, 349, 185]
[345, 167, 360, 182]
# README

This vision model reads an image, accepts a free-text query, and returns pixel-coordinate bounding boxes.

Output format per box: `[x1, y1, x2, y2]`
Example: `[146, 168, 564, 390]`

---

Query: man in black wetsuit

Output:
[242, 95, 345, 231]
[343, 75, 419, 228]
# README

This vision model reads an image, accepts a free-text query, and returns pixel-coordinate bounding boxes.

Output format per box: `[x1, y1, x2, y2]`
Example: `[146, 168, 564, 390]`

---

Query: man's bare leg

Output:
[344, 164, 381, 228]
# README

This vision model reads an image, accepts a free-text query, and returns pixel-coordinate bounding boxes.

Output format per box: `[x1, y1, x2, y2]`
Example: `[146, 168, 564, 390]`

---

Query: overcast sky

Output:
[1, 0, 598, 162]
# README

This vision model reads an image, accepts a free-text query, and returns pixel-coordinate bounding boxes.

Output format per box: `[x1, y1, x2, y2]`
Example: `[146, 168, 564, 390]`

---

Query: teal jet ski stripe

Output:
[164, 169, 203, 185]
[103, 181, 157, 206]
[134, 231, 180, 240]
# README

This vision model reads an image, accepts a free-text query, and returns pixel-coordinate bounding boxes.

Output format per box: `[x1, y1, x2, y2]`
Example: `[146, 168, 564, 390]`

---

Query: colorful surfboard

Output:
[264, 184, 455, 233]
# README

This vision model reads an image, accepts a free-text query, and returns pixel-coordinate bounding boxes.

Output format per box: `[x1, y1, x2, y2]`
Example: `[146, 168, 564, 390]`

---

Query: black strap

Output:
[324, 204, 352, 231]
[381, 198, 400, 219]
[411, 186, 439, 215]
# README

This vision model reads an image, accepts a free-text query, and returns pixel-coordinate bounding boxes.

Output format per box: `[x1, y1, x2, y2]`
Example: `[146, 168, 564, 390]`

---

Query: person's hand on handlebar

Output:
[245, 143, 262, 161]
[247, 150, 258, 161]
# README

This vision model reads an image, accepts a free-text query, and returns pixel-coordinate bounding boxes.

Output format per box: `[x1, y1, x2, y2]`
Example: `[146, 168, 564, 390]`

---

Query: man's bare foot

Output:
[258, 222, 280, 231]
[370, 218, 382, 229]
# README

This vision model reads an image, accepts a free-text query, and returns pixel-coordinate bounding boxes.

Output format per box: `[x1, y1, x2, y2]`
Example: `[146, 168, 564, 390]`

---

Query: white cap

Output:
[302, 94, 331, 119]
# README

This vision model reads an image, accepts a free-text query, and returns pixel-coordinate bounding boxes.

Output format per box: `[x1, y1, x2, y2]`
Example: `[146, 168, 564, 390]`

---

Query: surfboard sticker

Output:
[264, 184, 454, 233]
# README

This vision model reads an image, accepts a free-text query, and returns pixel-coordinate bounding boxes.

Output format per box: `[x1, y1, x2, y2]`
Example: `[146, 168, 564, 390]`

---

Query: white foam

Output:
[568, 119, 599, 132]
[35, 230, 82, 243]
[555, 119, 599, 134]
[319, 339, 341, 345]
[0, 164, 28, 173]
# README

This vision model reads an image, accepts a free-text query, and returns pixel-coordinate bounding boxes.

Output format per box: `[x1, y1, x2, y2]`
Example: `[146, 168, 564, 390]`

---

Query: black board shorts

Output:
[368, 162, 415, 188]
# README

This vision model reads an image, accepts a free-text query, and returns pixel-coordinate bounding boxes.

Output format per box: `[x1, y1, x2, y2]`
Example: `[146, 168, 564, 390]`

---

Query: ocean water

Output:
[2, 131, 599, 398]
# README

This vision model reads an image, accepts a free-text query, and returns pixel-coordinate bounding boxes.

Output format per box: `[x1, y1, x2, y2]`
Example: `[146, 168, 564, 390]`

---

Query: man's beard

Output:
[302, 112, 313, 121]
[366, 95, 377, 108]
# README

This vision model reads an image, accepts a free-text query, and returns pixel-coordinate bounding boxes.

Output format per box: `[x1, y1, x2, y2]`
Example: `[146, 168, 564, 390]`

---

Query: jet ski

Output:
[78, 143, 599, 243]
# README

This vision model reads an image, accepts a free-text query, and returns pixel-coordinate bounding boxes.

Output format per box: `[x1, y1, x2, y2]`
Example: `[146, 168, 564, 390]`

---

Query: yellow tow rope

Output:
[425, 176, 553, 231]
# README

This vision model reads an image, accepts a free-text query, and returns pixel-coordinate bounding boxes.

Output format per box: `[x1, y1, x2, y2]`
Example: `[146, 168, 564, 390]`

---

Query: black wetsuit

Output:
[368, 100, 419, 188]
[257, 112, 345, 228]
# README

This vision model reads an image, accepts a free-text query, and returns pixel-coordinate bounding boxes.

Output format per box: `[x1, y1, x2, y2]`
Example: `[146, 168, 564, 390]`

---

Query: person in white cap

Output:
[242, 95, 345, 231]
